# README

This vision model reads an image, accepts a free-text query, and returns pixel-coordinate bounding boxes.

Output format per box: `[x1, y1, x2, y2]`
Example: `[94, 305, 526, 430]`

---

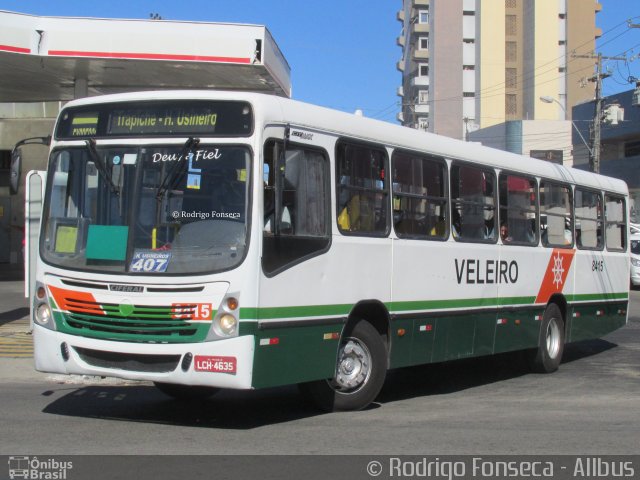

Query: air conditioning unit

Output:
[604, 104, 624, 125]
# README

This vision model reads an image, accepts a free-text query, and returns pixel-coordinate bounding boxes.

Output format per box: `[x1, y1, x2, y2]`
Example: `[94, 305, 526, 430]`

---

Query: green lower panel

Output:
[252, 323, 342, 389]
[389, 318, 416, 369]
[493, 310, 542, 354]
[431, 314, 477, 363]
[569, 302, 628, 343]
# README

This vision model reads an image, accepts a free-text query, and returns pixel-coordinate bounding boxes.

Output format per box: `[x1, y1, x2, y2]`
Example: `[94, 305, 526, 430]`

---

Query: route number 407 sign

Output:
[129, 250, 171, 272]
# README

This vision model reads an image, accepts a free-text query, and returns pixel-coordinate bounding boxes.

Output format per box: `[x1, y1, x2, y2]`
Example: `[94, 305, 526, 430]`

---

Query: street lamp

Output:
[539, 95, 595, 169]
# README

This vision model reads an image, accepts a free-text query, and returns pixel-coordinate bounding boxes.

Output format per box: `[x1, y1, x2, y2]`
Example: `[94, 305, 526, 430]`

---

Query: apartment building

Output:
[396, 0, 601, 140]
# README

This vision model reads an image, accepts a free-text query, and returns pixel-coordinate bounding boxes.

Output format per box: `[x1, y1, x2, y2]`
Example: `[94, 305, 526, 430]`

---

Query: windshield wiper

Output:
[85, 139, 119, 196]
[156, 137, 201, 200]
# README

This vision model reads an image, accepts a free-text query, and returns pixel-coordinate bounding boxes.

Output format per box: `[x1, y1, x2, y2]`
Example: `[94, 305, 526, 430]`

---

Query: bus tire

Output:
[299, 320, 387, 412]
[529, 303, 565, 373]
[153, 382, 220, 401]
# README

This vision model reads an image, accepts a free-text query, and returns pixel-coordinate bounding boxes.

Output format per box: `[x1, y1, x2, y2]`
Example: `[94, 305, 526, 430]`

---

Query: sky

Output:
[0, 0, 639, 123]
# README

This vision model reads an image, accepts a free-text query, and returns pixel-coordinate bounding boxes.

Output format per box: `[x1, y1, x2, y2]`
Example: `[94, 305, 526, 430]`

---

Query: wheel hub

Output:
[333, 338, 372, 392]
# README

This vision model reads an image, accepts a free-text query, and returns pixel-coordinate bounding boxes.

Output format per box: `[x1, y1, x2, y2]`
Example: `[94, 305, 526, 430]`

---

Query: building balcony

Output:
[397, 10, 405, 22]
[413, 0, 429, 6]
[397, 60, 406, 72]
[412, 23, 429, 34]
[413, 49, 429, 60]
[397, 111, 405, 122]
[397, 35, 406, 47]
[411, 76, 429, 87]
[414, 103, 429, 114]
[397, 86, 404, 97]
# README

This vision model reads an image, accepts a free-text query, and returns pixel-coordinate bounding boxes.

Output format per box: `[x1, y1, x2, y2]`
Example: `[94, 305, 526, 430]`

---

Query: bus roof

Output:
[60, 90, 628, 196]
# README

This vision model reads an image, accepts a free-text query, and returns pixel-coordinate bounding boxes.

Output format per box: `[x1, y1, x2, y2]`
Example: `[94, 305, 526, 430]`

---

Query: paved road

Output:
[0, 267, 638, 455]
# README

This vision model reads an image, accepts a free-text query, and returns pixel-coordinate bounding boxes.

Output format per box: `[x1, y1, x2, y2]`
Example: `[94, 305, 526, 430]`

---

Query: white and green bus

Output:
[26, 90, 630, 411]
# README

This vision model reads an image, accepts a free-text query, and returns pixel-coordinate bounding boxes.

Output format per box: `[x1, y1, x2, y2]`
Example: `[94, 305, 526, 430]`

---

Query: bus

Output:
[25, 90, 630, 411]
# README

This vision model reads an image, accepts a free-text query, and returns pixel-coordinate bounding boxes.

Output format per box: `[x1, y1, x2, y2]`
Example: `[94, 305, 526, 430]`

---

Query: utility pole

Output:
[573, 52, 625, 173]
[591, 53, 604, 174]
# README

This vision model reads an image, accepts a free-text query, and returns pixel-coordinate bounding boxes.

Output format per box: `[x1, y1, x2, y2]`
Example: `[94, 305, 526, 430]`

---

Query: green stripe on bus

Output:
[387, 296, 537, 312]
[240, 292, 628, 322]
[567, 292, 629, 302]
[240, 304, 352, 320]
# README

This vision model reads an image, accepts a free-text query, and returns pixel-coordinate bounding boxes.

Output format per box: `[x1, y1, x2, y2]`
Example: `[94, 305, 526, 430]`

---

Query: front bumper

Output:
[631, 266, 640, 286]
[34, 325, 255, 389]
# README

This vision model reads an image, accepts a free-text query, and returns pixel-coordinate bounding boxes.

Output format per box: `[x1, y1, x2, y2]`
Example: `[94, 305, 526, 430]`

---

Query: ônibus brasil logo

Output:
[8, 456, 73, 479]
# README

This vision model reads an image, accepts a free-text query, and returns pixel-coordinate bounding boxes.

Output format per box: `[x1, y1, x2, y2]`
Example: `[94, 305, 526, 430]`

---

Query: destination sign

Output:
[56, 100, 252, 139]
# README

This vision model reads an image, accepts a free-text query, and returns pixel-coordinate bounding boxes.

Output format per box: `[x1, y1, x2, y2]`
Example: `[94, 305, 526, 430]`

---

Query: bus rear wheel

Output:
[153, 382, 220, 401]
[299, 320, 387, 412]
[529, 303, 565, 373]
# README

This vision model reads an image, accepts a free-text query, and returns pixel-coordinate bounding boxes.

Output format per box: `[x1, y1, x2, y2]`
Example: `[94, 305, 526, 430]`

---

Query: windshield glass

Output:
[41, 143, 251, 275]
[632, 239, 640, 255]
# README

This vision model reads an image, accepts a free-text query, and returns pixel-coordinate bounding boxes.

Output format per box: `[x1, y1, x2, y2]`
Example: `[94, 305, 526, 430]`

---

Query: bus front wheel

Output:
[529, 303, 565, 373]
[154, 382, 220, 401]
[299, 320, 387, 412]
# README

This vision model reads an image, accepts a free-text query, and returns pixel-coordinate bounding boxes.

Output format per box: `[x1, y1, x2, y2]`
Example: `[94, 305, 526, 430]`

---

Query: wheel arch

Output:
[547, 293, 568, 333]
[345, 300, 391, 359]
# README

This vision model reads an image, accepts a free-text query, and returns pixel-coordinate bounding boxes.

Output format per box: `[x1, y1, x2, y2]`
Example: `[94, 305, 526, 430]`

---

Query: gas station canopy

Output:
[0, 10, 291, 102]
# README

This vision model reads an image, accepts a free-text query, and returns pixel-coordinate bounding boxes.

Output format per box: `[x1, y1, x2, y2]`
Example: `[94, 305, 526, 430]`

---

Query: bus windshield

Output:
[41, 143, 251, 275]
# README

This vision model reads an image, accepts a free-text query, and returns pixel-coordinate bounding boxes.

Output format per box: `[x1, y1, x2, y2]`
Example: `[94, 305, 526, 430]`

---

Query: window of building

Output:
[463, 38, 475, 44]
[392, 150, 447, 239]
[262, 140, 331, 275]
[624, 140, 640, 158]
[499, 174, 538, 245]
[506, 42, 517, 62]
[605, 195, 626, 251]
[451, 163, 497, 242]
[418, 9, 429, 24]
[506, 94, 517, 115]
[505, 0, 517, 8]
[575, 188, 603, 250]
[463, 11, 475, 16]
[419, 35, 429, 50]
[336, 141, 389, 236]
[463, 92, 475, 97]
[506, 68, 517, 89]
[418, 90, 429, 104]
[463, 65, 475, 71]
[419, 64, 429, 76]
[506, 15, 517, 35]
[417, 117, 429, 131]
[540, 181, 573, 248]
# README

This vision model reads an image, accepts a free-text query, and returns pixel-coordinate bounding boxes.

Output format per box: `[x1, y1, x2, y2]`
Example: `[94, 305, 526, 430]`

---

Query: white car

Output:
[630, 223, 640, 235]
[631, 233, 640, 288]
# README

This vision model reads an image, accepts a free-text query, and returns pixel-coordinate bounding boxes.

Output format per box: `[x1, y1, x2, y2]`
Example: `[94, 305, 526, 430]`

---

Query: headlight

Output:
[35, 303, 52, 325]
[215, 314, 238, 336]
[631, 258, 640, 267]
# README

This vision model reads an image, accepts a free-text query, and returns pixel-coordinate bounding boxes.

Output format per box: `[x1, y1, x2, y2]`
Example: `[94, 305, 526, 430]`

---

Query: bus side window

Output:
[540, 181, 573, 247]
[499, 174, 538, 245]
[336, 141, 389, 236]
[392, 150, 447, 240]
[605, 194, 626, 251]
[262, 139, 330, 275]
[451, 163, 496, 242]
[575, 188, 603, 250]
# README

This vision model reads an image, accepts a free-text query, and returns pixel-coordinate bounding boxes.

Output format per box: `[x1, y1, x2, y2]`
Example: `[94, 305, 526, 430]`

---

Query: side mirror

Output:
[10, 147, 21, 195]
